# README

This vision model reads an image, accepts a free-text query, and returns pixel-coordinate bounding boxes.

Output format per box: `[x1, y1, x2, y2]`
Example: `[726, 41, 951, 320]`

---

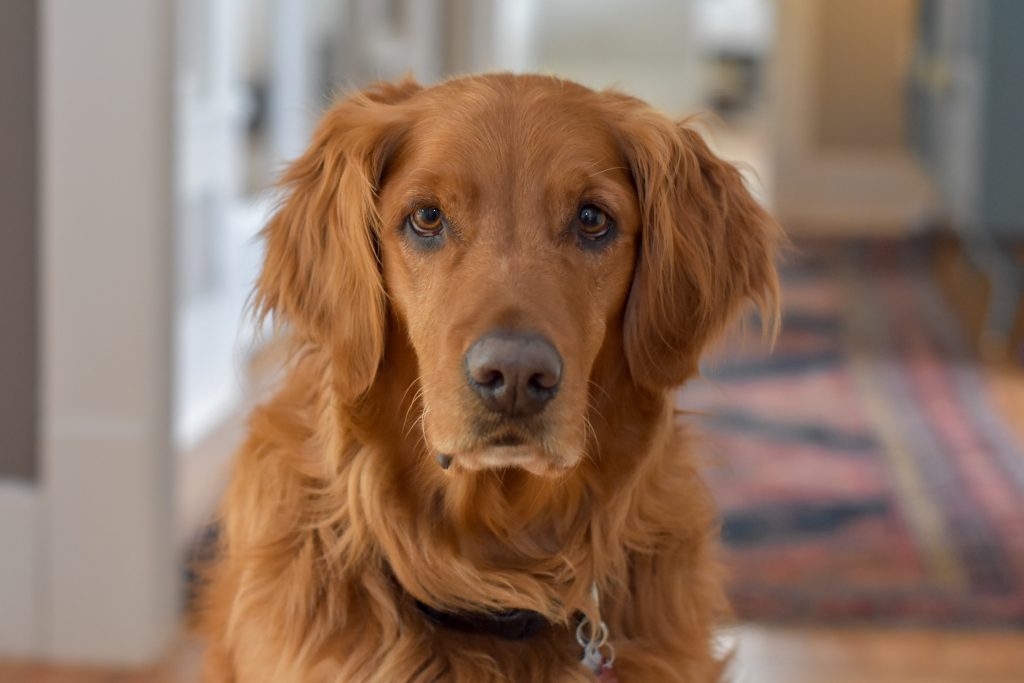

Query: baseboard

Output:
[0, 479, 40, 657]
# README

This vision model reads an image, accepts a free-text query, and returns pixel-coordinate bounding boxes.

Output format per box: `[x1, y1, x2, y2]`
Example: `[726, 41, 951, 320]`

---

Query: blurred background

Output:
[1, 0, 1022, 681]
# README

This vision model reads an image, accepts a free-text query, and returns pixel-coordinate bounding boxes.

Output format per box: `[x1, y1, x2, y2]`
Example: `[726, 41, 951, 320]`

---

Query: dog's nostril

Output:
[528, 370, 559, 392]
[479, 369, 504, 389]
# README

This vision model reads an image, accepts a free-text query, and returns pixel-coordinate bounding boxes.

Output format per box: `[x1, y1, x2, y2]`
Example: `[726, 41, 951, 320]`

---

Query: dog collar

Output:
[414, 599, 549, 640]
[414, 585, 617, 680]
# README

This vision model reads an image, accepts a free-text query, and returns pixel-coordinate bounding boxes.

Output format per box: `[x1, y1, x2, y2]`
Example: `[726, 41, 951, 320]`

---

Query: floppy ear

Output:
[254, 79, 420, 400]
[616, 104, 780, 389]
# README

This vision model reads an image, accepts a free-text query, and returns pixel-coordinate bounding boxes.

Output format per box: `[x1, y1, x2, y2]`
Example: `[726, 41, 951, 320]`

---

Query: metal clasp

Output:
[577, 614, 615, 672]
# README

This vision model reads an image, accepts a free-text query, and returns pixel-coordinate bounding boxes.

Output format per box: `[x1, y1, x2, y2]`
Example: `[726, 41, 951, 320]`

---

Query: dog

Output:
[199, 73, 779, 682]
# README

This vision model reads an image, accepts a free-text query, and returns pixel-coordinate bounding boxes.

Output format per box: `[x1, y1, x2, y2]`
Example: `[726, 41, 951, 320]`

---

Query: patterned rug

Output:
[680, 239, 1024, 626]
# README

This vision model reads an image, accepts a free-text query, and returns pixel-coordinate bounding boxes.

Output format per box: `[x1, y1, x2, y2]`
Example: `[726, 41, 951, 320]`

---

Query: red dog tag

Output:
[596, 665, 619, 683]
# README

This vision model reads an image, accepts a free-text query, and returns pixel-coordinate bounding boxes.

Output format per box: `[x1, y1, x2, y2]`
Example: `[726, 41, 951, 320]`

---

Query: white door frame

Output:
[6, 0, 180, 666]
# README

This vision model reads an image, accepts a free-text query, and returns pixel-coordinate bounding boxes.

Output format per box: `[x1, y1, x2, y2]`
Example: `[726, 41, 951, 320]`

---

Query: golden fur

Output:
[199, 74, 780, 682]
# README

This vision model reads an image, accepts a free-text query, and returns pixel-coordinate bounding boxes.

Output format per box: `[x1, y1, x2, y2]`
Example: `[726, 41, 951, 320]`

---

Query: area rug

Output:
[679, 239, 1024, 626]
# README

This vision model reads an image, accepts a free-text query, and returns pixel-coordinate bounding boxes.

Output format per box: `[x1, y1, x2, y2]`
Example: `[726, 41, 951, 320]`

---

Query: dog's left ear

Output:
[613, 101, 781, 389]
[254, 78, 420, 401]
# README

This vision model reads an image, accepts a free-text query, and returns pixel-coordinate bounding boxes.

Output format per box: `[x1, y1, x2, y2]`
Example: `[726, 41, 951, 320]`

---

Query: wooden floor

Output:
[731, 626, 1024, 683]
[3, 625, 1024, 682]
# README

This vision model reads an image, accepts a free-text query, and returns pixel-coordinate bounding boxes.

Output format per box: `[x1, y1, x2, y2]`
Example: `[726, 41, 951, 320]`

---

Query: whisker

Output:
[402, 384, 427, 434]
[581, 415, 598, 464]
[398, 375, 422, 406]
[409, 400, 430, 441]
[584, 382, 609, 433]
[586, 378, 612, 406]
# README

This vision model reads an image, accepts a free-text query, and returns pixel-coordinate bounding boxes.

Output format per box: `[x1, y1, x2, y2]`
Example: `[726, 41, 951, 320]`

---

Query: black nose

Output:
[464, 331, 562, 417]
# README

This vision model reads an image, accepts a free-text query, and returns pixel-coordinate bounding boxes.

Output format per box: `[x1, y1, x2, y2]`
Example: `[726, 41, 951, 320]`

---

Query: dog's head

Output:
[256, 74, 778, 476]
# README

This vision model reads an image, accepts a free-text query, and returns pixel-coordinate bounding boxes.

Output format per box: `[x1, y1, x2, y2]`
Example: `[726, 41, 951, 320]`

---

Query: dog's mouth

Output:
[489, 432, 526, 448]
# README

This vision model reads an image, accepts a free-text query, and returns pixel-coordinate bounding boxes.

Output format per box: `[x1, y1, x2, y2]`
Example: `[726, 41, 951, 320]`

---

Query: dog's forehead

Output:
[393, 77, 630, 206]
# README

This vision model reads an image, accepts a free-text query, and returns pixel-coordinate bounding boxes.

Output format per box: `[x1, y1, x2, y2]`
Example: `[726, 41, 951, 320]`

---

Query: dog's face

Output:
[256, 75, 778, 476]
[377, 81, 640, 474]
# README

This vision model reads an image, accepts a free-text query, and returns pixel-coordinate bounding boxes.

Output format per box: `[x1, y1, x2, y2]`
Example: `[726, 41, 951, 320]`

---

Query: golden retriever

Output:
[199, 73, 779, 682]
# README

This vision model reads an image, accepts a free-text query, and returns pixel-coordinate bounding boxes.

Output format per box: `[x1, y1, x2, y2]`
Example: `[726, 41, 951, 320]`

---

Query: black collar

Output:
[414, 599, 549, 641]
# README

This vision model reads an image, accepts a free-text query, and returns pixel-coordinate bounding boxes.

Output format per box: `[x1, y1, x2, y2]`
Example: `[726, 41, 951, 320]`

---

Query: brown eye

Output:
[577, 204, 611, 240]
[409, 207, 445, 237]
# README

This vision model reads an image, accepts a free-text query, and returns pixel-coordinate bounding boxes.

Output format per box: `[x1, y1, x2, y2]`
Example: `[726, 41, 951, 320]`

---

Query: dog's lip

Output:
[458, 446, 536, 468]
[440, 445, 571, 476]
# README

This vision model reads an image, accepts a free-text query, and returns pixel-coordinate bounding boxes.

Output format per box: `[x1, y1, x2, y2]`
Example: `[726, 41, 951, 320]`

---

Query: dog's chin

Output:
[434, 438, 580, 477]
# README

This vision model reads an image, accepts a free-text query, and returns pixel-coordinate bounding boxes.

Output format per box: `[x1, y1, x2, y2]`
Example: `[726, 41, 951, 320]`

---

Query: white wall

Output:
[31, 0, 177, 665]
[526, 0, 702, 114]
[0, 482, 40, 657]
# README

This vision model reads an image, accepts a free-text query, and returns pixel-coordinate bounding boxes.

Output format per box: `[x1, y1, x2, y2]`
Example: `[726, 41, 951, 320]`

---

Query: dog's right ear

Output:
[608, 96, 780, 389]
[254, 78, 420, 401]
